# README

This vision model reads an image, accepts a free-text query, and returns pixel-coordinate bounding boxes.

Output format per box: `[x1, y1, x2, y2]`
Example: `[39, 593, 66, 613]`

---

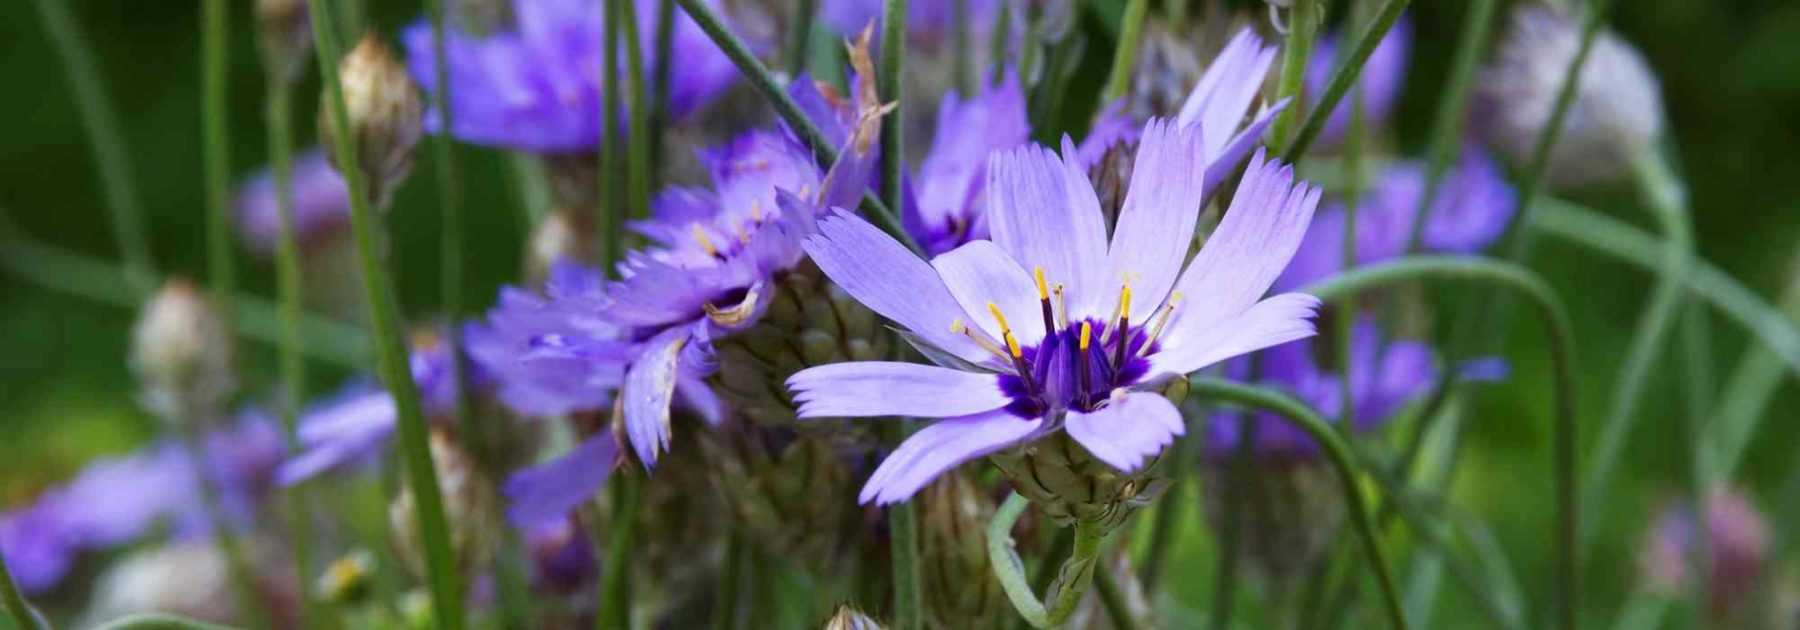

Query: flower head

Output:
[821, 0, 998, 43]
[131, 279, 236, 424]
[401, 0, 739, 153]
[789, 120, 1323, 505]
[275, 337, 474, 485]
[1477, 6, 1664, 186]
[322, 35, 424, 207]
[234, 149, 352, 256]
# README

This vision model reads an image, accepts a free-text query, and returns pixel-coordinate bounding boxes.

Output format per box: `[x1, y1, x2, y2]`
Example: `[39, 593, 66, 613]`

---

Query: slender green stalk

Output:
[176, 423, 272, 629]
[989, 0, 1011, 85]
[0, 549, 44, 630]
[952, 0, 972, 94]
[651, 0, 676, 173]
[1579, 151, 1691, 553]
[618, 0, 653, 222]
[1279, 0, 1411, 163]
[988, 496, 1107, 628]
[713, 531, 746, 630]
[671, 0, 921, 255]
[336, 0, 366, 42]
[424, 0, 477, 459]
[1093, 564, 1139, 630]
[1209, 415, 1255, 630]
[305, 1, 465, 626]
[1186, 379, 1410, 630]
[1102, 0, 1149, 103]
[1400, 0, 1500, 255]
[599, 474, 642, 630]
[890, 502, 924, 630]
[1299, 255, 1578, 630]
[29, 0, 156, 294]
[1018, 2, 1042, 88]
[1137, 417, 1195, 592]
[1709, 260, 1800, 478]
[202, 0, 235, 329]
[600, 0, 624, 270]
[91, 613, 237, 630]
[789, 0, 818, 75]
[879, 0, 908, 228]
[1270, 0, 1321, 147]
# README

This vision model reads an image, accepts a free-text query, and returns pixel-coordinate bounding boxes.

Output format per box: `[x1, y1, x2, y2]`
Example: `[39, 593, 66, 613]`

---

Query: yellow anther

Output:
[950, 319, 967, 334]
[748, 199, 764, 221]
[1034, 266, 1049, 301]
[1004, 331, 1023, 359]
[1079, 321, 1092, 351]
[691, 223, 718, 257]
[1118, 283, 1134, 321]
[987, 302, 1012, 335]
[735, 223, 752, 245]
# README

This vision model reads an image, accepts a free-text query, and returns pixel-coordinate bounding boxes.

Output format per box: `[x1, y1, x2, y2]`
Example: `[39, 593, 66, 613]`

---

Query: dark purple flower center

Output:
[996, 318, 1159, 418]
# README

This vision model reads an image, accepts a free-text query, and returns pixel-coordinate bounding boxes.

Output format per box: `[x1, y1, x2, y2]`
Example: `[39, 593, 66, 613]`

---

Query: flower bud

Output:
[320, 35, 424, 208]
[317, 549, 377, 606]
[989, 432, 1170, 532]
[713, 265, 890, 428]
[82, 540, 288, 627]
[824, 605, 885, 630]
[526, 210, 595, 284]
[389, 429, 500, 578]
[130, 278, 235, 424]
[1477, 6, 1664, 187]
[918, 472, 1007, 628]
[256, 0, 312, 86]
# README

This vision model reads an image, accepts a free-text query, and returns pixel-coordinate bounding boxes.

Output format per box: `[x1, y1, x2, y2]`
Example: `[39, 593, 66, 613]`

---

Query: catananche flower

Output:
[1304, 16, 1411, 148]
[275, 338, 469, 485]
[1275, 147, 1515, 291]
[0, 412, 284, 594]
[1079, 27, 1283, 198]
[234, 149, 352, 256]
[822, 0, 997, 41]
[401, 0, 739, 153]
[789, 120, 1323, 505]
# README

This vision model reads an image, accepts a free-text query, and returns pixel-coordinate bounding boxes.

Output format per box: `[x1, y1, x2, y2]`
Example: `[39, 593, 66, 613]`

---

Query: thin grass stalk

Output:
[1300, 255, 1578, 630]
[890, 502, 924, 630]
[1208, 415, 1254, 630]
[599, 473, 642, 630]
[989, 0, 1011, 84]
[879, 0, 908, 224]
[652, 0, 676, 172]
[424, 0, 477, 460]
[0, 550, 43, 630]
[305, 1, 466, 625]
[202, 0, 235, 330]
[618, 0, 652, 221]
[1136, 413, 1196, 592]
[670, 0, 921, 255]
[1186, 379, 1411, 630]
[790, 0, 818, 75]
[1269, 0, 1321, 147]
[1279, 0, 1410, 164]
[713, 530, 746, 630]
[600, 0, 624, 271]
[1102, 0, 1149, 103]
[1094, 563, 1139, 630]
[29, 0, 156, 294]
[1708, 261, 1800, 478]
[1400, 0, 1500, 255]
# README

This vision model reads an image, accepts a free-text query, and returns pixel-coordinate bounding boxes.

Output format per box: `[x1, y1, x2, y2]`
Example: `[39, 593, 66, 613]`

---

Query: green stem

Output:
[599, 474, 642, 630]
[425, 0, 476, 464]
[1136, 417, 1194, 593]
[1299, 255, 1578, 630]
[1101, 0, 1149, 103]
[1093, 564, 1138, 630]
[989, 0, 1011, 85]
[670, 0, 922, 255]
[91, 613, 239, 630]
[619, 0, 653, 222]
[879, 0, 907, 247]
[789, 0, 817, 75]
[29, 0, 156, 294]
[202, 0, 235, 331]
[1400, 0, 1500, 255]
[1279, 0, 1411, 163]
[0, 549, 43, 630]
[890, 501, 924, 630]
[1209, 414, 1255, 630]
[1186, 378, 1410, 630]
[712, 530, 745, 630]
[988, 494, 1049, 628]
[305, 2, 466, 627]
[600, 0, 623, 271]
[952, 0, 972, 95]
[1708, 262, 1800, 479]
[1270, 0, 1321, 147]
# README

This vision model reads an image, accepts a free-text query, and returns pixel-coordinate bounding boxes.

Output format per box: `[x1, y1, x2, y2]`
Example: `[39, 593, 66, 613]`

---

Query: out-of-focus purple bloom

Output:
[1080, 28, 1285, 197]
[789, 121, 1323, 505]
[822, 0, 997, 41]
[523, 517, 597, 593]
[401, 0, 738, 153]
[466, 261, 625, 418]
[504, 434, 620, 528]
[234, 149, 351, 255]
[1275, 148, 1515, 292]
[1641, 486, 1771, 618]
[276, 340, 470, 485]
[1304, 17, 1411, 148]
[1205, 319, 1440, 460]
[0, 413, 284, 594]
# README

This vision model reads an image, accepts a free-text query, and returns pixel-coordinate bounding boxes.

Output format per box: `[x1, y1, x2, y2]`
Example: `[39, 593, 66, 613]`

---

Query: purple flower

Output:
[1304, 16, 1411, 149]
[275, 340, 469, 485]
[905, 71, 1030, 254]
[822, 0, 998, 40]
[1275, 148, 1515, 291]
[1205, 319, 1437, 459]
[1641, 487, 1770, 618]
[233, 149, 351, 255]
[788, 121, 1323, 505]
[466, 261, 626, 418]
[0, 413, 284, 594]
[401, 0, 738, 153]
[1080, 27, 1284, 198]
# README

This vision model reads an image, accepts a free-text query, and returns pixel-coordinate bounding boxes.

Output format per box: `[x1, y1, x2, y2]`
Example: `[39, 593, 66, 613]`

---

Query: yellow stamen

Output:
[950, 318, 965, 334]
[1034, 266, 1049, 301]
[691, 223, 718, 257]
[1004, 331, 1023, 359]
[1119, 283, 1133, 322]
[1079, 321, 1092, 351]
[987, 302, 1012, 335]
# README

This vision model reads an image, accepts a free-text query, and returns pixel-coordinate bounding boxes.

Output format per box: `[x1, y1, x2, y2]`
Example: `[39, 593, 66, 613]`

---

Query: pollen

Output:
[1079, 321, 1092, 351]
[691, 223, 718, 257]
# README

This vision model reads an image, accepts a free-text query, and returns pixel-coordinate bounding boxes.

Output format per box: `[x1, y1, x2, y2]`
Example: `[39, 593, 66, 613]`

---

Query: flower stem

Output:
[890, 501, 924, 630]
[879, 0, 907, 246]
[1187, 378, 1410, 630]
[1270, 0, 1321, 147]
[1279, 0, 1411, 163]
[713, 530, 746, 630]
[989, 0, 1011, 85]
[1400, 0, 1500, 255]
[0, 548, 44, 630]
[671, 0, 923, 256]
[424, 0, 477, 463]
[652, 0, 677, 173]
[1093, 563, 1138, 630]
[599, 473, 642, 630]
[952, 0, 972, 94]
[987, 496, 1107, 629]
[1209, 415, 1255, 630]
[600, 0, 624, 271]
[305, 1, 466, 626]
[202, 0, 235, 331]
[1300, 255, 1578, 630]
[1102, 0, 1149, 103]
[29, 0, 156, 294]
[1136, 415, 1195, 593]
[619, 0, 653, 222]
[789, 0, 818, 75]
[1708, 262, 1800, 480]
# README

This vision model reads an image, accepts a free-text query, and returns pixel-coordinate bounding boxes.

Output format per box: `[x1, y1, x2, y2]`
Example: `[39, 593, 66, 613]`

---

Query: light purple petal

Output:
[788, 361, 1010, 418]
[1105, 119, 1206, 322]
[1149, 292, 1321, 377]
[985, 141, 1109, 315]
[503, 435, 618, 526]
[859, 410, 1041, 505]
[1201, 99, 1286, 196]
[622, 326, 692, 468]
[931, 240, 1045, 345]
[1166, 150, 1321, 344]
[804, 210, 988, 363]
[1065, 391, 1185, 473]
[1176, 27, 1278, 159]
